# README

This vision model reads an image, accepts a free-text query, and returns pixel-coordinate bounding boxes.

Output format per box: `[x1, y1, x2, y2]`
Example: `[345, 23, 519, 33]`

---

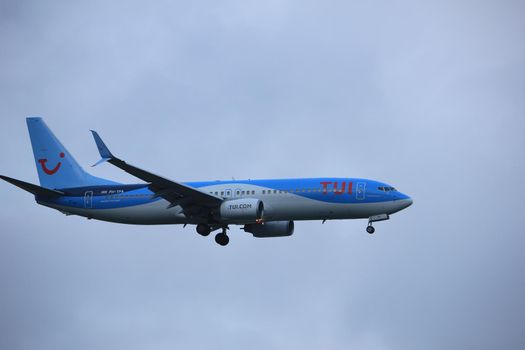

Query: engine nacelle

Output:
[244, 221, 294, 238]
[219, 198, 264, 222]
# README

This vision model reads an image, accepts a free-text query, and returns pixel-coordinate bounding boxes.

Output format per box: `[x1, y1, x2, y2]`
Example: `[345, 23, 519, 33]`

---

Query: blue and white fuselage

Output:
[39, 178, 412, 225]
[1, 118, 413, 246]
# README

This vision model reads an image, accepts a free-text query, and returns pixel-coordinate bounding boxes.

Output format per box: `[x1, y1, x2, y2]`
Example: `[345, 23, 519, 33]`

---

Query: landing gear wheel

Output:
[366, 225, 375, 234]
[215, 233, 229, 246]
[196, 224, 211, 236]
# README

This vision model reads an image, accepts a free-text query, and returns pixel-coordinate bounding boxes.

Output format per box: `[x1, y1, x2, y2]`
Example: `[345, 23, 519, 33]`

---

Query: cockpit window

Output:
[378, 186, 396, 192]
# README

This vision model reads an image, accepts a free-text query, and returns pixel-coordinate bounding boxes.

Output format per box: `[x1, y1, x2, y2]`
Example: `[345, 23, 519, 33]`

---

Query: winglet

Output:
[90, 130, 115, 167]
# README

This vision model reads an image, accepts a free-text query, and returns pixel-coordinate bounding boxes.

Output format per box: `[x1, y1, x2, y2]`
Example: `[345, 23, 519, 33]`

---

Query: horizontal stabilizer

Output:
[0, 175, 64, 197]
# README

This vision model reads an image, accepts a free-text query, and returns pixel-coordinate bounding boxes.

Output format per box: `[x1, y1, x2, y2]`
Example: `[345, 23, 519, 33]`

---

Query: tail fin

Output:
[26, 117, 118, 189]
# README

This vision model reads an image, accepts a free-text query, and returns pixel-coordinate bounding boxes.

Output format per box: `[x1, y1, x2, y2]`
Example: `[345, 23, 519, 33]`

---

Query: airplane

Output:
[1, 117, 413, 246]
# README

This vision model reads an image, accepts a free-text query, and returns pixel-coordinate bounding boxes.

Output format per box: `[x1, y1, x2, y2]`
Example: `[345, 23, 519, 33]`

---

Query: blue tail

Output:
[26, 117, 118, 189]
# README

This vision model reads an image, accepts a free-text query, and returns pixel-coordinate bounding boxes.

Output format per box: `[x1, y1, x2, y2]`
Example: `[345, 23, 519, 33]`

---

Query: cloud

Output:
[1, 0, 524, 349]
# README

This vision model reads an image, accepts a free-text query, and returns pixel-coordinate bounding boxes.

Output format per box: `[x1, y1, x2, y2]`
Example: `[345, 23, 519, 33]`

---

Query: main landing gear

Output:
[195, 224, 230, 246]
[196, 223, 211, 236]
[366, 214, 389, 234]
[214, 229, 229, 246]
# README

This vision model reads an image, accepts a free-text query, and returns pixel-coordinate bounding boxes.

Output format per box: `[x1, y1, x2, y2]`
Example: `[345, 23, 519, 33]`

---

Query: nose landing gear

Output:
[366, 214, 389, 234]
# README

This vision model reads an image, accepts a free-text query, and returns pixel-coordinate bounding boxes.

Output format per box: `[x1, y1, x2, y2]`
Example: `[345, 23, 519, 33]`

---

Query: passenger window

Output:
[221, 191, 224, 195]
[262, 190, 266, 194]
[252, 190, 255, 195]
[236, 190, 240, 195]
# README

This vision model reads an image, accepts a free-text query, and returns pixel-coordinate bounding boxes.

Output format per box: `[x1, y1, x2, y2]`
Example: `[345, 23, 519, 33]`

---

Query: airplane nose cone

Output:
[399, 197, 413, 210]
[394, 194, 413, 211]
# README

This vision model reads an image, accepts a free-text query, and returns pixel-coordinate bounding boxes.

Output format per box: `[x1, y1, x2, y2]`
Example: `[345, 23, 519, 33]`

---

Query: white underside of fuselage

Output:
[39, 193, 411, 226]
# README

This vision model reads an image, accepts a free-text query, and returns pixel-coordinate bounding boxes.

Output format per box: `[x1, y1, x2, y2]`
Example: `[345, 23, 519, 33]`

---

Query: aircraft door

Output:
[84, 191, 93, 208]
[356, 182, 366, 200]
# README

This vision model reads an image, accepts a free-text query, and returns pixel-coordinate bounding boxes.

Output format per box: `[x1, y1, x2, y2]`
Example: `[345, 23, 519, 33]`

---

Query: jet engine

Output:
[220, 198, 264, 222]
[244, 221, 294, 238]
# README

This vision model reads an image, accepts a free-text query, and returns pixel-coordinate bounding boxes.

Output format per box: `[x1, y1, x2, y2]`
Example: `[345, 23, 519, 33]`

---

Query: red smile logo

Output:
[38, 152, 65, 175]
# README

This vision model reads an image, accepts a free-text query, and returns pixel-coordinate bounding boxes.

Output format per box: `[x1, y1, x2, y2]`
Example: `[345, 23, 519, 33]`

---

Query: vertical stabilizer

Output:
[26, 117, 118, 189]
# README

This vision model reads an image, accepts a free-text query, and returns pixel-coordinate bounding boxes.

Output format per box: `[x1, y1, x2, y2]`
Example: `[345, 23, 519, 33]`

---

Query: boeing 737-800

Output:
[1, 118, 412, 246]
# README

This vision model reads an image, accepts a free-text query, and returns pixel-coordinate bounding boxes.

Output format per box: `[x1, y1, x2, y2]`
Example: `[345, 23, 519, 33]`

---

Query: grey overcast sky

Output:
[1, 0, 524, 349]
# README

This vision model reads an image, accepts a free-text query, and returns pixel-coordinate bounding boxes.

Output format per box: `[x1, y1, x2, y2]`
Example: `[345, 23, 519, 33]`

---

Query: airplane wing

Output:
[90, 131, 222, 218]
